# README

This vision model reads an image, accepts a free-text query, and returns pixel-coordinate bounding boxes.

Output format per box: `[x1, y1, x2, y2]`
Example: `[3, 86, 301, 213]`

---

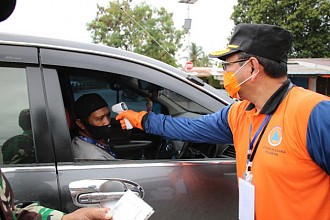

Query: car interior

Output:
[57, 67, 235, 161]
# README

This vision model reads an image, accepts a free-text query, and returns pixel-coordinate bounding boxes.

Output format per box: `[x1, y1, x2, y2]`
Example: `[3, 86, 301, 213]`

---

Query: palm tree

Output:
[189, 42, 203, 64]
[189, 42, 212, 67]
[197, 54, 212, 67]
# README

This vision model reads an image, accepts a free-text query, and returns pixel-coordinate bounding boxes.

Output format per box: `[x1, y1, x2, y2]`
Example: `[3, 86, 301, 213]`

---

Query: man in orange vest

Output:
[116, 23, 330, 219]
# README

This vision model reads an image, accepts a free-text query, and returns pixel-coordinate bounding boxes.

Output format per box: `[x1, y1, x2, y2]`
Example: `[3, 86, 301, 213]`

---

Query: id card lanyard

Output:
[244, 114, 272, 182]
[78, 135, 117, 158]
[239, 116, 272, 220]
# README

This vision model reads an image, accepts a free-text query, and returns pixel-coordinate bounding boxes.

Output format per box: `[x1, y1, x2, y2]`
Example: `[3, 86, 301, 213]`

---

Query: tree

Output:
[231, 0, 330, 58]
[87, 1, 185, 66]
[189, 42, 203, 64]
[189, 42, 212, 67]
[198, 54, 212, 67]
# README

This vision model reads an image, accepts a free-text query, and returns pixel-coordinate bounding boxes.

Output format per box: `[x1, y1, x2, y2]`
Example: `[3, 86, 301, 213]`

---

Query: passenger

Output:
[72, 93, 116, 161]
[0, 168, 112, 219]
[2, 109, 35, 164]
[116, 23, 330, 219]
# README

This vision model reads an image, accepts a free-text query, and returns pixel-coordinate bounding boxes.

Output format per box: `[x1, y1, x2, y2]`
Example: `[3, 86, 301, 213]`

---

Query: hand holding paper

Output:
[107, 190, 154, 220]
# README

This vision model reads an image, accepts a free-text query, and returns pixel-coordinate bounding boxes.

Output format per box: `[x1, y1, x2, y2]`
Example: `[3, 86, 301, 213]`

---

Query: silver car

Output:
[0, 32, 237, 219]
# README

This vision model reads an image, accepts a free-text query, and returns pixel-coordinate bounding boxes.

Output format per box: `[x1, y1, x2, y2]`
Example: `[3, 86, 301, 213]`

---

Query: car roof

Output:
[0, 32, 180, 72]
[0, 32, 234, 105]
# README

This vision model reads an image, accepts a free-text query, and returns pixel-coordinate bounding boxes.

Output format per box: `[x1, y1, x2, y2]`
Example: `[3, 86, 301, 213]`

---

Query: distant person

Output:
[2, 109, 35, 164]
[72, 93, 117, 161]
[0, 168, 112, 219]
[116, 23, 330, 219]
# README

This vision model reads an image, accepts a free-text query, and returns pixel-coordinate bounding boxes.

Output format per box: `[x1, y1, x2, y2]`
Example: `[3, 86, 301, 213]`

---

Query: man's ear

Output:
[250, 57, 260, 75]
[75, 119, 85, 130]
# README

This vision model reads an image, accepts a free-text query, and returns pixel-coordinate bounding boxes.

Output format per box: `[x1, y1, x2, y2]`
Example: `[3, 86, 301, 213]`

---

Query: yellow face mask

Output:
[223, 59, 258, 99]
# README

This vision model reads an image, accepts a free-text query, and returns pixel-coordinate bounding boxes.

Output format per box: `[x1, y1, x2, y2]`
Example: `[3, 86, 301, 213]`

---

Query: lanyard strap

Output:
[249, 114, 271, 154]
[78, 135, 117, 158]
[246, 114, 272, 171]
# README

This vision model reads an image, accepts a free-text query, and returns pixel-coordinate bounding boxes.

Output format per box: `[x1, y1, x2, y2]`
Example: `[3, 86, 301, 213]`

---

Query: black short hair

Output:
[18, 109, 31, 131]
[238, 52, 287, 78]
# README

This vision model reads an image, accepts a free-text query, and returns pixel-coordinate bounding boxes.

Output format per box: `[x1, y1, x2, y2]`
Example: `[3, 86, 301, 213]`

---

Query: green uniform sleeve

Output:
[15, 202, 65, 220]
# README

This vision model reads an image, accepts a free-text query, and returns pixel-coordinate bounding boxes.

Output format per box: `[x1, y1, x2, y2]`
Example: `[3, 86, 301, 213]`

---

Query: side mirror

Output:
[0, 0, 16, 22]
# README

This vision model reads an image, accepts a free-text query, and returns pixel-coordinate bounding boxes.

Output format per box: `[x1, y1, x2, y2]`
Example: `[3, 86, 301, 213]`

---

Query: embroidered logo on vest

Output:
[268, 126, 282, 146]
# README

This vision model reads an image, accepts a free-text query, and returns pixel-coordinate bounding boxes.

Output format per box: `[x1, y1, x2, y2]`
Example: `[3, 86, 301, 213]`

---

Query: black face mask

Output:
[83, 120, 113, 140]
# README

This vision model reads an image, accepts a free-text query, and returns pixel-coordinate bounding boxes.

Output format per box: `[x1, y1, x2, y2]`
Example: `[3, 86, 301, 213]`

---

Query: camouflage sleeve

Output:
[1, 168, 65, 219]
[15, 202, 65, 220]
[2, 132, 35, 164]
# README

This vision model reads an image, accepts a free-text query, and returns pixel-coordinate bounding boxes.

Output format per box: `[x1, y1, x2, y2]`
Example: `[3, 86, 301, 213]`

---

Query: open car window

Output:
[58, 67, 234, 162]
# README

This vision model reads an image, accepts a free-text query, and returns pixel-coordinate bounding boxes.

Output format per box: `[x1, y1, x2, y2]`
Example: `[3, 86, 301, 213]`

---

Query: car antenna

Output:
[120, 5, 172, 58]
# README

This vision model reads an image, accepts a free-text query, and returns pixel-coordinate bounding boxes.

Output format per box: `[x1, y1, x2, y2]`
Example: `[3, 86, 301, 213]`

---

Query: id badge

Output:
[238, 178, 255, 220]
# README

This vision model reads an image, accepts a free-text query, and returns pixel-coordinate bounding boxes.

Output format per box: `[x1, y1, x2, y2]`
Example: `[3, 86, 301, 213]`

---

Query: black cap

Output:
[209, 23, 293, 62]
[74, 93, 108, 119]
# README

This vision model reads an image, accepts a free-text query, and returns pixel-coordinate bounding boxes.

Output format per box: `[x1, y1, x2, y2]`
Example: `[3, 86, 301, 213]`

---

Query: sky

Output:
[0, 0, 238, 60]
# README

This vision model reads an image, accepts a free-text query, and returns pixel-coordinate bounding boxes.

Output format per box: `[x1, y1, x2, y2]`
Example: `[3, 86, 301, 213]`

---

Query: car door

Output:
[40, 46, 238, 219]
[0, 44, 61, 209]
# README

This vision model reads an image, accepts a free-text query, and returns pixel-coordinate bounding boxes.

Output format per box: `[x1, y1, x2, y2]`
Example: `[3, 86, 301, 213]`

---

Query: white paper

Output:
[238, 178, 255, 220]
[109, 190, 154, 220]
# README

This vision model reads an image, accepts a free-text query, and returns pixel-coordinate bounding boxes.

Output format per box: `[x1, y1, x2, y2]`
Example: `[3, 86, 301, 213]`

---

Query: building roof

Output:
[288, 58, 330, 76]
[185, 58, 330, 78]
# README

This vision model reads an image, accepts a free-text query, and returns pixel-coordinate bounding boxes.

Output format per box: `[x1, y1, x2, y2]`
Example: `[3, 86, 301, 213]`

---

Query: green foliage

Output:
[87, 1, 185, 66]
[189, 42, 212, 67]
[231, 0, 330, 58]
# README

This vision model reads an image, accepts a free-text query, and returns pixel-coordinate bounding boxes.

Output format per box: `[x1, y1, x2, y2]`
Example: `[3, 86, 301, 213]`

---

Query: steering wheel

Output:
[178, 143, 225, 159]
[177, 142, 194, 159]
[155, 139, 192, 159]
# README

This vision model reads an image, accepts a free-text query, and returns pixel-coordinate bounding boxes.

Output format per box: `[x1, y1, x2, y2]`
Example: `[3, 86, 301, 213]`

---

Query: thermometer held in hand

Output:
[111, 102, 133, 130]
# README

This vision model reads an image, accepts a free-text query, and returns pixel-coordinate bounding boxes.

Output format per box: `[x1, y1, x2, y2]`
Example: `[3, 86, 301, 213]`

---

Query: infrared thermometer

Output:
[111, 102, 133, 130]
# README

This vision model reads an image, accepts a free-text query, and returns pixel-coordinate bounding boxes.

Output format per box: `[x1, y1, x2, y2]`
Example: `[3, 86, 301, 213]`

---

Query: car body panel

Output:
[2, 166, 61, 210]
[58, 161, 237, 219]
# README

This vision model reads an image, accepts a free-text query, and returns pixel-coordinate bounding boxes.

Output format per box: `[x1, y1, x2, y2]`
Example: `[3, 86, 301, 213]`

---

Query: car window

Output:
[70, 75, 150, 113]
[0, 67, 36, 164]
[68, 75, 207, 115]
[55, 67, 235, 162]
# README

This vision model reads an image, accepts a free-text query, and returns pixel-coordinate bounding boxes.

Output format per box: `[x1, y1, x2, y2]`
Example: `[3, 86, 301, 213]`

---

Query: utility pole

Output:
[179, 0, 198, 62]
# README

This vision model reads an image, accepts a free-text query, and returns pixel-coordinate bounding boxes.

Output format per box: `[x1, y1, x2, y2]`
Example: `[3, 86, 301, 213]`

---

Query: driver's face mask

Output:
[83, 120, 113, 140]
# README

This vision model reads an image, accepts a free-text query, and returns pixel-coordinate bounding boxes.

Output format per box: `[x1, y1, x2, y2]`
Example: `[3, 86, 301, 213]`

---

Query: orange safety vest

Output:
[228, 87, 330, 219]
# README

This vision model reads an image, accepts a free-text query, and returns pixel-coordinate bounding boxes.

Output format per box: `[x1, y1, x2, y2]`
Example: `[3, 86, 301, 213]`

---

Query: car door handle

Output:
[69, 179, 144, 207]
[78, 191, 140, 204]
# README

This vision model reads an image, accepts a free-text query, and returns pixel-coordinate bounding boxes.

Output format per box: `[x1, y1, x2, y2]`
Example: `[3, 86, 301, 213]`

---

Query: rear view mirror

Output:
[138, 79, 161, 91]
[0, 0, 16, 22]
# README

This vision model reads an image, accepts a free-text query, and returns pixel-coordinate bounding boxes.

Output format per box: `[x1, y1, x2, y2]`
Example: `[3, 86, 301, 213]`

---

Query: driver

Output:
[72, 93, 117, 161]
